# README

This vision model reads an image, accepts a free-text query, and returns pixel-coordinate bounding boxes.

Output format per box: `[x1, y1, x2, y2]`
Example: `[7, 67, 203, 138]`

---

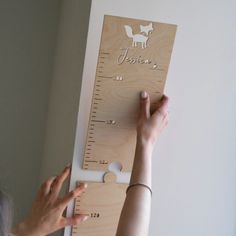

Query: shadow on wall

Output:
[0, 1, 92, 236]
[40, 0, 92, 235]
[0, 0, 61, 226]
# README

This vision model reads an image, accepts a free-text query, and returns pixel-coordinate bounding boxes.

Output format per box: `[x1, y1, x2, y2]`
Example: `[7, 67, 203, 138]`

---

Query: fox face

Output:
[140, 23, 153, 35]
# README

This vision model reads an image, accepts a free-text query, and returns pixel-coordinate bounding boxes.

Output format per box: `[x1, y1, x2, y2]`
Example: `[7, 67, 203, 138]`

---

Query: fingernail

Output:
[82, 215, 89, 222]
[66, 163, 71, 168]
[78, 183, 88, 189]
[141, 91, 148, 99]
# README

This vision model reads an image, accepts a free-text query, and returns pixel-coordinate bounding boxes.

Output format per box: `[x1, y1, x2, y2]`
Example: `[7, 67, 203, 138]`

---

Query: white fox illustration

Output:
[124, 25, 149, 49]
[140, 22, 153, 35]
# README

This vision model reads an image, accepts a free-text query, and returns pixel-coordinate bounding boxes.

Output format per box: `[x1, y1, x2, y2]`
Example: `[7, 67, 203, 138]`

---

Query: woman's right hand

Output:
[137, 91, 169, 148]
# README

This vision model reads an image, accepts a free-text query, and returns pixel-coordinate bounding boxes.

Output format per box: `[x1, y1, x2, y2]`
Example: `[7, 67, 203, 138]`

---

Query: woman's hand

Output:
[12, 165, 88, 236]
[137, 91, 169, 148]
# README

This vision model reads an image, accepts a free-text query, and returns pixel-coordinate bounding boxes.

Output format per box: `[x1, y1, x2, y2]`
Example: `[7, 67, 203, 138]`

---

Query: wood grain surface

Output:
[72, 172, 128, 236]
[83, 15, 177, 172]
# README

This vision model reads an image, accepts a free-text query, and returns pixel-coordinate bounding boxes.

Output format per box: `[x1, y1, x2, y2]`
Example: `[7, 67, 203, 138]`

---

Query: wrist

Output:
[136, 137, 155, 151]
[12, 221, 42, 236]
[12, 222, 26, 236]
[135, 139, 154, 162]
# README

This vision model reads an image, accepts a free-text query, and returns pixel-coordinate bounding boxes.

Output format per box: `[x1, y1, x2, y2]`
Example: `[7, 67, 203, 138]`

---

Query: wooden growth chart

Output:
[83, 15, 177, 172]
[72, 172, 128, 236]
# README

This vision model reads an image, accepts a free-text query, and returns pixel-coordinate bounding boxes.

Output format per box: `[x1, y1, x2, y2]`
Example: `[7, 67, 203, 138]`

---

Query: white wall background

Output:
[0, 0, 60, 224]
[39, 0, 236, 236]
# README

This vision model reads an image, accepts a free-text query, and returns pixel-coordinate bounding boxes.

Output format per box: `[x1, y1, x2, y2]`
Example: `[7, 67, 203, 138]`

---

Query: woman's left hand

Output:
[12, 165, 88, 236]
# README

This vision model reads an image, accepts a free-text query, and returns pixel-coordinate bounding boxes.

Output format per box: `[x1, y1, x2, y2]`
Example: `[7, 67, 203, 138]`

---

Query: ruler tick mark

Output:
[85, 160, 98, 163]
[91, 120, 106, 123]
[98, 76, 113, 79]
[100, 51, 110, 54]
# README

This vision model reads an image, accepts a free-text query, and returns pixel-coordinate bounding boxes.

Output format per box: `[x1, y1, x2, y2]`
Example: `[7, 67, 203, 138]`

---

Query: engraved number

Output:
[91, 213, 100, 218]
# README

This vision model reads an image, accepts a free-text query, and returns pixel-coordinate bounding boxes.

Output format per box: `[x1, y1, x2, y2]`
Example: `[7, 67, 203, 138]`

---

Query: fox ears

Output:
[140, 22, 153, 28]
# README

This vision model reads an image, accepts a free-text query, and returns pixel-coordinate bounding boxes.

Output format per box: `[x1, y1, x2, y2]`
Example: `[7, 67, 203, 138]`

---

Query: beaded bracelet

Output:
[126, 183, 152, 196]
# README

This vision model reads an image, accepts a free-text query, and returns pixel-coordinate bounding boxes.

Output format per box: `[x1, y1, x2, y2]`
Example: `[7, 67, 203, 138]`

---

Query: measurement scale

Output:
[83, 15, 177, 172]
[71, 172, 127, 236]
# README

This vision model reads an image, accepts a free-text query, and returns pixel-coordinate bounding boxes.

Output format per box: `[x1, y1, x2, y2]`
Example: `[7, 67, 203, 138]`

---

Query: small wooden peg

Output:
[103, 171, 117, 183]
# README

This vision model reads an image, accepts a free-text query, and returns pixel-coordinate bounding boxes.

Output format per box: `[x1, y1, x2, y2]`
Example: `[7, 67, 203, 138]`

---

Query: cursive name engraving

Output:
[117, 48, 161, 70]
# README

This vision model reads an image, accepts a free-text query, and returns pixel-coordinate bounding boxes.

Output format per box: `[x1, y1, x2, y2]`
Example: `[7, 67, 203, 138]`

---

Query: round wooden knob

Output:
[103, 171, 117, 183]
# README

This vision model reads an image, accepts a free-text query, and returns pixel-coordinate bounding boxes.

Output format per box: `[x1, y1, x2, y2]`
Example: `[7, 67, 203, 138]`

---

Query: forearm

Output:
[130, 140, 153, 186]
[116, 91, 168, 236]
[116, 139, 153, 236]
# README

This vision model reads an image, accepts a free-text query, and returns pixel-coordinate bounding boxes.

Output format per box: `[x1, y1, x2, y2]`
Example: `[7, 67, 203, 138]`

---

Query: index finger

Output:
[153, 95, 169, 118]
[50, 164, 71, 199]
[58, 183, 88, 210]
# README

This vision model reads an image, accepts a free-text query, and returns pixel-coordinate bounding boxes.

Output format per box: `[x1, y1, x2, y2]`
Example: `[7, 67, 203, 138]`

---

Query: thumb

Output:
[61, 214, 90, 227]
[139, 91, 150, 119]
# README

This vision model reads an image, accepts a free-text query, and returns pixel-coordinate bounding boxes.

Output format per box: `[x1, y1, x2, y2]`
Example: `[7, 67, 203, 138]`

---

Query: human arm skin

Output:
[12, 165, 89, 236]
[116, 91, 169, 236]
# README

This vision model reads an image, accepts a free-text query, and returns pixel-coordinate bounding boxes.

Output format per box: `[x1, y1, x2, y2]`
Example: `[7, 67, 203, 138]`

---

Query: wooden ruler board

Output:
[83, 15, 177, 172]
[72, 172, 128, 236]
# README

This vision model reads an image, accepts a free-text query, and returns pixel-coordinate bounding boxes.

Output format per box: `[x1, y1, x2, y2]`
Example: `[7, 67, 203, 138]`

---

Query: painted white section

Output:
[64, 0, 236, 236]
[124, 25, 150, 49]
[140, 22, 153, 35]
